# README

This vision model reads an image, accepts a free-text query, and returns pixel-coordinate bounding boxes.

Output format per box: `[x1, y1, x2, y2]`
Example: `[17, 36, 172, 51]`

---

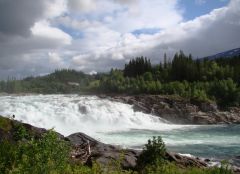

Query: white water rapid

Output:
[0, 94, 190, 136]
[1, 94, 240, 159]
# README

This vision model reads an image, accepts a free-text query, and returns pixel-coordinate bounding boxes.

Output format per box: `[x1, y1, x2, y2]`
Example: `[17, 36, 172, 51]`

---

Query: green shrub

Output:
[12, 122, 30, 141]
[0, 130, 70, 174]
[136, 136, 233, 174]
[0, 124, 234, 174]
[0, 140, 19, 174]
[137, 136, 166, 171]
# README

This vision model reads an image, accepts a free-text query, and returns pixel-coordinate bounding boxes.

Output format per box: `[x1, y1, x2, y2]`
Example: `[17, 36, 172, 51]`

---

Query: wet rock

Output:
[166, 152, 207, 168]
[78, 105, 87, 114]
[232, 156, 240, 168]
[204, 158, 211, 162]
[108, 95, 240, 125]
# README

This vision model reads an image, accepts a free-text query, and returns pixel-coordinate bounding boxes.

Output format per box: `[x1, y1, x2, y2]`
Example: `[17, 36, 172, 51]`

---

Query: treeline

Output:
[123, 52, 239, 83]
[99, 52, 240, 108]
[0, 69, 95, 93]
[0, 52, 240, 108]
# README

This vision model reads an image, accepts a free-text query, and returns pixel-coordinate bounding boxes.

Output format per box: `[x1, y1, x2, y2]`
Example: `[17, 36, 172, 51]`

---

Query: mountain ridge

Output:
[205, 47, 240, 60]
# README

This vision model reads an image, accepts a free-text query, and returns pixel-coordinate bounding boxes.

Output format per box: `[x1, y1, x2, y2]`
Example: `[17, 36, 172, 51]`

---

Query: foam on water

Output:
[1, 94, 239, 159]
[0, 94, 190, 137]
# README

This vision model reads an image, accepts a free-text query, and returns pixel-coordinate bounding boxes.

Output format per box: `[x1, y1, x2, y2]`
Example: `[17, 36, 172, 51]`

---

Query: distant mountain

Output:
[206, 47, 240, 60]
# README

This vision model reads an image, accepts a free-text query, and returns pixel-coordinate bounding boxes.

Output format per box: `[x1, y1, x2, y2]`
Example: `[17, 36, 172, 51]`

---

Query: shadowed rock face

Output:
[102, 95, 240, 124]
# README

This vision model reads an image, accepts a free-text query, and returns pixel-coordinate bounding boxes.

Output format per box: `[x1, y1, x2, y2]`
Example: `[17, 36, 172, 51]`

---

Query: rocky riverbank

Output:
[0, 116, 209, 170]
[100, 95, 240, 124]
[1, 115, 240, 173]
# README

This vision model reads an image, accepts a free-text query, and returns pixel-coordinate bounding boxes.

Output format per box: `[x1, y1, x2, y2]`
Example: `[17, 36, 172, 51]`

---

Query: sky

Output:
[0, 0, 240, 79]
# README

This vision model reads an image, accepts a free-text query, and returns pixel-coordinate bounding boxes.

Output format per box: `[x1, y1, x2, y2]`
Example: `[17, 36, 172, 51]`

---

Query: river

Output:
[0, 94, 239, 161]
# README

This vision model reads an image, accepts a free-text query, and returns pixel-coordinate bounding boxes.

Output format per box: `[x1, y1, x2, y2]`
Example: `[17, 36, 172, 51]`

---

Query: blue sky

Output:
[131, 0, 230, 35]
[180, 0, 230, 20]
[62, 0, 231, 37]
[0, 0, 240, 79]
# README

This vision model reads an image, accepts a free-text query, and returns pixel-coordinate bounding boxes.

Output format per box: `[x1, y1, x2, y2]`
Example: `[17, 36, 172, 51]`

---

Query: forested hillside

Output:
[0, 69, 97, 94]
[1, 51, 240, 108]
[99, 52, 240, 108]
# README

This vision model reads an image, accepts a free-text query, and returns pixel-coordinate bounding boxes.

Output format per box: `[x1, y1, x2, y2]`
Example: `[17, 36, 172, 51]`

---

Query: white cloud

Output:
[44, 0, 67, 18]
[67, 0, 240, 72]
[48, 52, 61, 64]
[107, 0, 183, 33]
[0, 0, 71, 79]
[31, 20, 72, 45]
[0, 0, 240, 79]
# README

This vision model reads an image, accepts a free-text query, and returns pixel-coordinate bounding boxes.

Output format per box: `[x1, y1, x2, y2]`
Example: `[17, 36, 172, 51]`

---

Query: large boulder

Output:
[67, 132, 140, 170]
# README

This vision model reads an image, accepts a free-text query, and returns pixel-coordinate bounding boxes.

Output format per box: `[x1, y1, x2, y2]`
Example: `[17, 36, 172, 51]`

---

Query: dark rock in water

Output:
[105, 95, 240, 125]
[204, 158, 211, 162]
[232, 156, 240, 167]
[166, 152, 207, 168]
[78, 105, 87, 114]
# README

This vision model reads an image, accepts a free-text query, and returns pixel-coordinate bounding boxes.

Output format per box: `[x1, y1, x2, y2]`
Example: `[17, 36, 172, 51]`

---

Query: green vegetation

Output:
[0, 117, 132, 174]
[137, 136, 167, 171]
[0, 116, 12, 132]
[1, 52, 240, 108]
[0, 118, 234, 174]
[99, 53, 240, 108]
[0, 69, 95, 94]
[136, 136, 233, 174]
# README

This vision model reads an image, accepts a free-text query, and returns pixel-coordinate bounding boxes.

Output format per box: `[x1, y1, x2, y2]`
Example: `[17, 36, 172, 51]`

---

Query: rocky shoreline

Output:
[1, 115, 240, 173]
[99, 94, 240, 125]
[0, 116, 211, 169]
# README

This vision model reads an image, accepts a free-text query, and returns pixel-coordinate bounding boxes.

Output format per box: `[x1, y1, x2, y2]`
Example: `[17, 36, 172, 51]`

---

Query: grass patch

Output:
[0, 116, 12, 132]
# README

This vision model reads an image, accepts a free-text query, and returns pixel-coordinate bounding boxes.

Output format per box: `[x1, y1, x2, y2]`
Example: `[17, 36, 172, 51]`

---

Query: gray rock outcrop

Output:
[104, 95, 240, 124]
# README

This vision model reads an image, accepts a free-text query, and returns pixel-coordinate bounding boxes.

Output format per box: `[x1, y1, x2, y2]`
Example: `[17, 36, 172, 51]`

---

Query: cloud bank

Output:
[0, 0, 239, 79]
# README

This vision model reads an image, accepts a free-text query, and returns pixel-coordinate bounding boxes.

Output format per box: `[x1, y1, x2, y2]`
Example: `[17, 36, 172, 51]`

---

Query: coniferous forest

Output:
[1, 51, 240, 108]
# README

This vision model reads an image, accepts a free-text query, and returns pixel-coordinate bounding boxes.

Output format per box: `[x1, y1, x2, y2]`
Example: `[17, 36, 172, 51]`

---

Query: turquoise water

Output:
[100, 125, 240, 160]
[0, 95, 239, 162]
